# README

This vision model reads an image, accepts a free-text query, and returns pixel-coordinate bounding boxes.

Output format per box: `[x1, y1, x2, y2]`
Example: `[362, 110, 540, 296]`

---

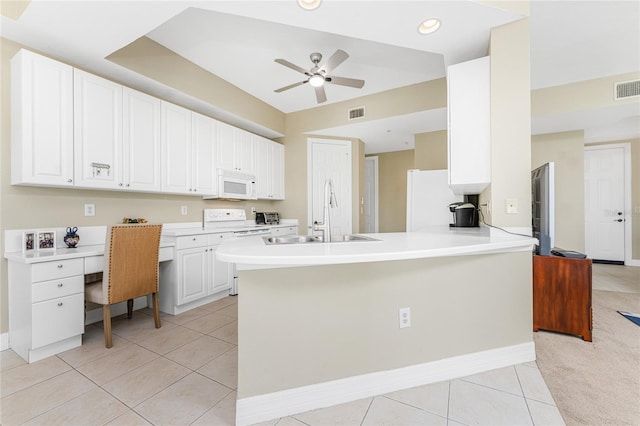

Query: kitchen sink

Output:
[263, 234, 379, 245]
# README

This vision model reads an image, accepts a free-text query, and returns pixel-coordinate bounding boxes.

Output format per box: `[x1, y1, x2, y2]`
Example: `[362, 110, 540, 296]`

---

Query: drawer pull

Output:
[58, 283, 63, 287]
[193, 237, 196, 241]
[57, 264, 63, 269]
[58, 302, 63, 307]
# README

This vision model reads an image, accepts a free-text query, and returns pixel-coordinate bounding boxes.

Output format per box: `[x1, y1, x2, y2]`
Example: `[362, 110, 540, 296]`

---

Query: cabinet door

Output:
[123, 88, 161, 192]
[11, 50, 74, 186]
[255, 137, 271, 199]
[192, 112, 217, 195]
[161, 102, 192, 194]
[74, 69, 122, 189]
[447, 56, 490, 195]
[177, 247, 208, 305]
[216, 121, 236, 171]
[32, 293, 84, 348]
[210, 246, 230, 294]
[271, 141, 285, 200]
[236, 130, 256, 174]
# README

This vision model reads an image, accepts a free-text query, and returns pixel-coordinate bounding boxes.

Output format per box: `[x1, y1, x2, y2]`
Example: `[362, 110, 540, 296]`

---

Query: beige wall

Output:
[481, 18, 531, 229]
[367, 150, 415, 232]
[414, 130, 448, 170]
[237, 251, 532, 398]
[531, 131, 586, 252]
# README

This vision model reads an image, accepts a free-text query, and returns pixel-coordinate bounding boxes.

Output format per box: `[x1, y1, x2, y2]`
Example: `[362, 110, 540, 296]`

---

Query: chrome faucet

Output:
[313, 179, 338, 242]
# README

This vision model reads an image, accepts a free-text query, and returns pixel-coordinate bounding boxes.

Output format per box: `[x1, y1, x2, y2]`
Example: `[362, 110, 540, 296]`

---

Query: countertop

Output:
[161, 221, 298, 237]
[216, 226, 536, 268]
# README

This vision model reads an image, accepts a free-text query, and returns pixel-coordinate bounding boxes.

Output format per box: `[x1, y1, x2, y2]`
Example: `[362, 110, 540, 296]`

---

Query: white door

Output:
[364, 157, 378, 233]
[584, 146, 625, 262]
[177, 248, 208, 305]
[191, 112, 217, 195]
[308, 139, 352, 236]
[161, 101, 192, 194]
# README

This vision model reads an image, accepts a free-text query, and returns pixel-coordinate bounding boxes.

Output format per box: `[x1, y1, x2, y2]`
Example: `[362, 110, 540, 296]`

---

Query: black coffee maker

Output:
[449, 195, 479, 228]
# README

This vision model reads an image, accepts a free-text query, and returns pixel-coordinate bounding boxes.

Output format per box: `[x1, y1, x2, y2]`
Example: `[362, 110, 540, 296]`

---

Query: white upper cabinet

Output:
[256, 136, 285, 200]
[216, 121, 256, 174]
[73, 69, 123, 189]
[191, 111, 217, 196]
[161, 102, 217, 195]
[447, 56, 491, 195]
[11, 49, 74, 187]
[122, 87, 162, 192]
[161, 102, 192, 194]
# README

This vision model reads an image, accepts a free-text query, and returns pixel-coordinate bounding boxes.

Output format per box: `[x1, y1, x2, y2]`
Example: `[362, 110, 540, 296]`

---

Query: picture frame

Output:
[22, 231, 36, 253]
[37, 230, 56, 251]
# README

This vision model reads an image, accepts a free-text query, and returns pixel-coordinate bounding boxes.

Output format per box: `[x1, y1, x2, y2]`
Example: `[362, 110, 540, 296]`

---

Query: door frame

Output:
[365, 156, 379, 233]
[307, 138, 353, 235]
[584, 143, 635, 266]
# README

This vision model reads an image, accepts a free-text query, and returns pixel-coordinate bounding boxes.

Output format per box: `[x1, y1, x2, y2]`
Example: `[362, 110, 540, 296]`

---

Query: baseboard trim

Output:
[236, 341, 535, 426]
[625, 259, 640, 267]
[1, 333, 9, 351]
[593, 259, 625, 265]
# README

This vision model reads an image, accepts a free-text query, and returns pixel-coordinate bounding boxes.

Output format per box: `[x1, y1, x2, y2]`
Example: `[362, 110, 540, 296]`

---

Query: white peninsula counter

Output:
[217, 227, 537, 426]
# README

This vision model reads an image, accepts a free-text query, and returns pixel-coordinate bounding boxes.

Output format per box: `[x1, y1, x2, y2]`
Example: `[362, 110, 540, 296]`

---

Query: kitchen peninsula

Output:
[216, 227, 537, 426]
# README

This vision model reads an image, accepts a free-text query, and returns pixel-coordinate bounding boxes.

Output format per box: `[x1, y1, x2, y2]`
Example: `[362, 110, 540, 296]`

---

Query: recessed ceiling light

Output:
[418, 18, 441, 35]
[298, 0, 322, 11]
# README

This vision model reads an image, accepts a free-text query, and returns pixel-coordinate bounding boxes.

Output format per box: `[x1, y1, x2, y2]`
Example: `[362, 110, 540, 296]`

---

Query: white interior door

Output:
[584, 146, 625, 262]
[364, 157, 378, 233]
[308, 139, 352, 236]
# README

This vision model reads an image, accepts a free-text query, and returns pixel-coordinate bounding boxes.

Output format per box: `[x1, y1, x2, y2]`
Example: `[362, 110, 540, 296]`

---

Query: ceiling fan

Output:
[273, 49, 365, 104]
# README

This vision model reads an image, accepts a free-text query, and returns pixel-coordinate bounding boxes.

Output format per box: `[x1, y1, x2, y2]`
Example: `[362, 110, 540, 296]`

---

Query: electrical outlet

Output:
[181, 205, 188, 215]
[84, 203, 95, 217]
[506, 198, 518, 214]
[399, 307, 411, 328]
[251, 207, 256, 214]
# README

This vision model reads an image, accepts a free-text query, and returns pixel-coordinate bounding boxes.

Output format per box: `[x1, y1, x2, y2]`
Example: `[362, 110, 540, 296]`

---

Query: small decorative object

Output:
[64, 227, 80, 248]
[122, 217, 148, 224]
[22, 231, 35, 253]
[37, 230, 56, 251]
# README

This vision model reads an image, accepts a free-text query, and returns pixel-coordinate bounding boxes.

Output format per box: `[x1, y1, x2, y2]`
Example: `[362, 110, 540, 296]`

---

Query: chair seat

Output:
[85, 281, 104, 304]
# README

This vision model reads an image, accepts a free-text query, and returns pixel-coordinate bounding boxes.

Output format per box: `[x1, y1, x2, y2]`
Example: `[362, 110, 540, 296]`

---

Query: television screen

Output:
[531, 162, 555, 255]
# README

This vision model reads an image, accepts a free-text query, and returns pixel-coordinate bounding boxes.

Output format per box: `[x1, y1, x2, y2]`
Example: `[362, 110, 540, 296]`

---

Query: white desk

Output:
[4, 242, 173, 363]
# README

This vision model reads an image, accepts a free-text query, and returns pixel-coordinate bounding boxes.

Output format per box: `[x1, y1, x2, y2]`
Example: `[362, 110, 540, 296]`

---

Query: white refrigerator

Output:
[406, 169, 463, 231]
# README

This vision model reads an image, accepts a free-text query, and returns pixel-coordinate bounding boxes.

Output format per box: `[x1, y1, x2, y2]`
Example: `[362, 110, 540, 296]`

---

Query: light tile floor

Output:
[11, 263, 635, 425]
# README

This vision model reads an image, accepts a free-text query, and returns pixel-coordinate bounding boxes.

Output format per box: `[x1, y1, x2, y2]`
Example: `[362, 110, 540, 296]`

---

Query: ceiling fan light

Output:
[418, 18, 441, 35]
[309, 74, 324, 87]
[298, 0, 322, 11]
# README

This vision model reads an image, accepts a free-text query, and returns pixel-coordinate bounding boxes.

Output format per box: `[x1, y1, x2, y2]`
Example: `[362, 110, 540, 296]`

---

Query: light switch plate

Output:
[84, 203, 95, 217]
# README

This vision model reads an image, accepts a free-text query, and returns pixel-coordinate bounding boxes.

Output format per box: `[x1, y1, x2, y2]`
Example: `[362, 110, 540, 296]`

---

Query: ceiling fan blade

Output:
[274, 80, 307, 93]
[326, 76, 365, 89]
[319, 49, 349, 74]
[274, 58, 309, 75]
[315, 85, 327, 103]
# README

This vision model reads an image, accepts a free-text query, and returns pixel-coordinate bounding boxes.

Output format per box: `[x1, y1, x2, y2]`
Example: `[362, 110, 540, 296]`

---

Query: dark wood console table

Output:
[533, 254, 593, 341]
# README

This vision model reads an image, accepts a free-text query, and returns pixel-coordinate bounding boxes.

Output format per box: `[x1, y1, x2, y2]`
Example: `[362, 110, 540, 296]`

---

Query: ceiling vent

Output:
[615, 80, 640, 100]
[348, 106, 365, 120]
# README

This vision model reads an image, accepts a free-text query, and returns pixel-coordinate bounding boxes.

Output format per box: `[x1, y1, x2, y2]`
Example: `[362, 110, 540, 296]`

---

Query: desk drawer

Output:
[176, 234, 208, 250]
[32, 275, 84, 303]
[32, 258, 84, 282]
[208, 232, 234, 246]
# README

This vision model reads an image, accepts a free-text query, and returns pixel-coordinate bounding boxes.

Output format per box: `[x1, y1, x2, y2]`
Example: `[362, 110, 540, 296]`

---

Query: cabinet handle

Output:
[58, 283, 63, 287]
[192, 237, 196, 241]
[193, 189, 197, 192]
[126, 184, 130, 187]
[58, 302, 63, 307]
[67, 178, 73, 183]
[57, 264, 63, 269]
[119, 183, 123, 187]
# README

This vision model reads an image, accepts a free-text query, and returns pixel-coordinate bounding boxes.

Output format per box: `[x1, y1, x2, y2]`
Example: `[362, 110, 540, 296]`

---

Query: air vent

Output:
[615, 80, 640, 100]
[348, 106, 365, 120]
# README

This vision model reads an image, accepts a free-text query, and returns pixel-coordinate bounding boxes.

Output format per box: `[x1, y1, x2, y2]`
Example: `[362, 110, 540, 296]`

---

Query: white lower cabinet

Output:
[160, 232, 234, 315]
[8, 258, 84, 363]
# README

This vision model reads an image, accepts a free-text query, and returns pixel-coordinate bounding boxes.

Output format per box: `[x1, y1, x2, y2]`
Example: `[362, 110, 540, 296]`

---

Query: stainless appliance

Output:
[204, 209, 271, 295]
[256, 212, 279, 225]
[203, 169, 257, 200]
[448, 202, 479, 227]
[406, 169, 463, 231]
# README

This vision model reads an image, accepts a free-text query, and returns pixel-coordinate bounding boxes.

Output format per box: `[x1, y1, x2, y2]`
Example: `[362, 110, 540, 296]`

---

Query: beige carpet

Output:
[534, 289, 640, 425]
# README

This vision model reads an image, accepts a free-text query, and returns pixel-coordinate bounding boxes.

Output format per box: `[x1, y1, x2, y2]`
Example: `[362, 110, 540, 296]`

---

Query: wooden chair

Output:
[85, 224, 163, 348]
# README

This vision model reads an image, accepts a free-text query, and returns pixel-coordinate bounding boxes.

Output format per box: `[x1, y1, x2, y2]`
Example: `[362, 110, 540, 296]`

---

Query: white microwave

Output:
[204, 169, 257, 200]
